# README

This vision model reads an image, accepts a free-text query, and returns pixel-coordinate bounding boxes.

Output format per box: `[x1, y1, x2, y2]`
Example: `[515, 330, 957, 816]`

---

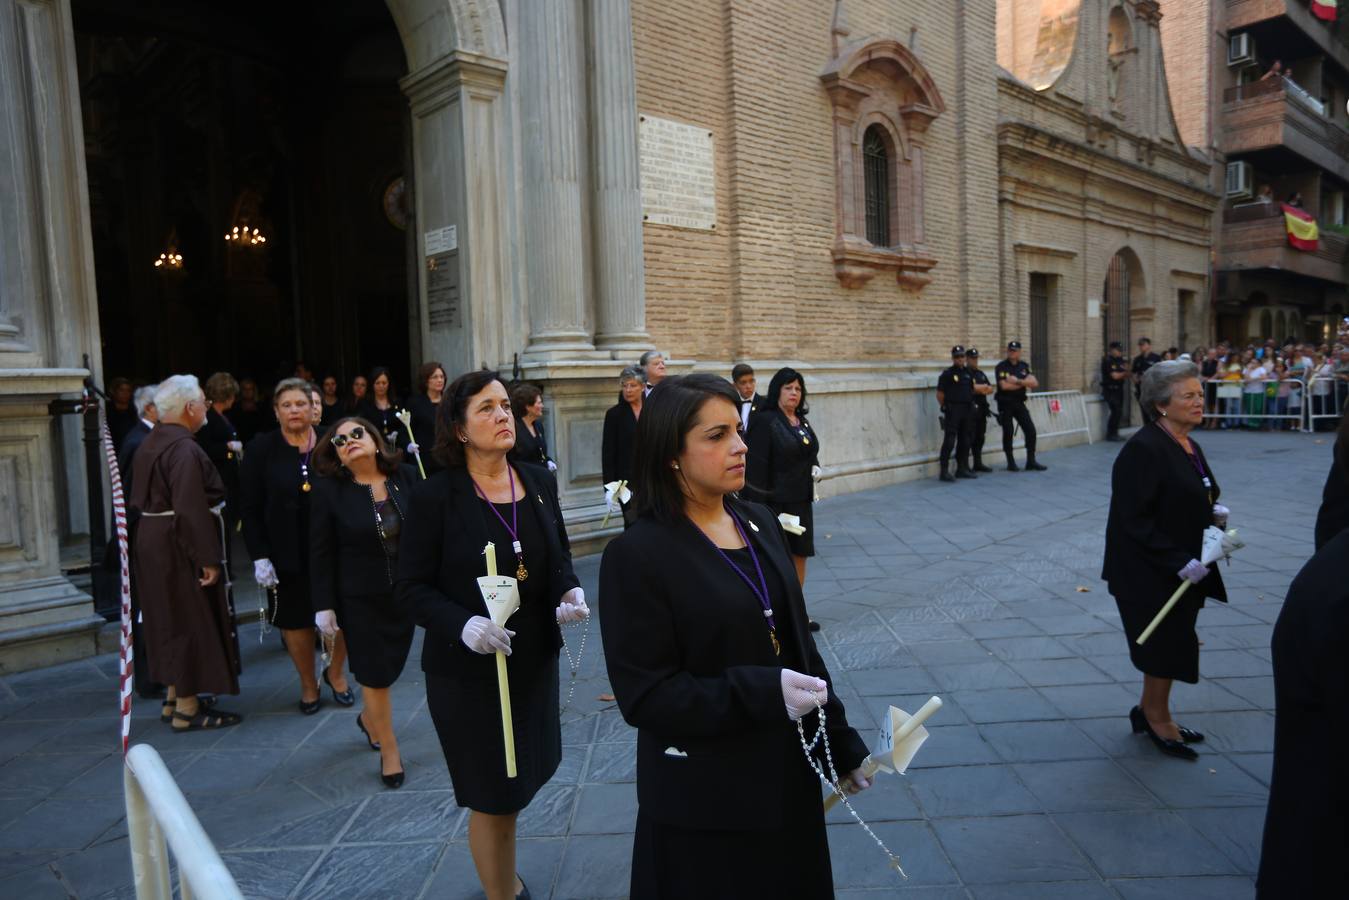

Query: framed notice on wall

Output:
[639, 114, 716, 231]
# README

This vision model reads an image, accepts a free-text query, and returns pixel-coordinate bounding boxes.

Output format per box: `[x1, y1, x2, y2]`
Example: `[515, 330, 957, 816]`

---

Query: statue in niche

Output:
[1108, 55, 1123, 104]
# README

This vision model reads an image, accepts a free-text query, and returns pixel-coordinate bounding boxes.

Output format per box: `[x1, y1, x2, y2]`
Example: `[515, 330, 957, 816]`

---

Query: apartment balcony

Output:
[1227, 0, 1349, 74]
[1221, 78, 1349, 183]
[1218, 202, 1349, 285]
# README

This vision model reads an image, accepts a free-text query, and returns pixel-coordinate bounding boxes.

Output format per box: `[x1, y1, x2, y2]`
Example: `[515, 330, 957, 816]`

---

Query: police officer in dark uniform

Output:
[937, 346, 977, 482]
[995, 340, 1047, 472]
[1131, 337, 1162, 423]
[966, 348, 996, 473]
[1101, 341, 1129, 441]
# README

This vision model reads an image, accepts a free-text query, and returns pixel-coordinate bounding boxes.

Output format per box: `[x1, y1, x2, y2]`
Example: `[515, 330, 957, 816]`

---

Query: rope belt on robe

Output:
[141, 502, 239, 625]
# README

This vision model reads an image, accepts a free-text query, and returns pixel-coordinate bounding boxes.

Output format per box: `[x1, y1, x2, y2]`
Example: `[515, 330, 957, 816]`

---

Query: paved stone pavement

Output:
[0, 428, 1333, 899]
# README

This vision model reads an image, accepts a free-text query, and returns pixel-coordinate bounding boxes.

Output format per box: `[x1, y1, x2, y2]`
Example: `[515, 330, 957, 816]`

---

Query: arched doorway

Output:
[74, 0, 416, 401]
[1103, 247, 1144, 426]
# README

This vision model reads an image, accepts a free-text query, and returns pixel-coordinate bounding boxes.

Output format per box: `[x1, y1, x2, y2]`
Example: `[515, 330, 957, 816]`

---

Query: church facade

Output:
[0, 0, 1211, 670]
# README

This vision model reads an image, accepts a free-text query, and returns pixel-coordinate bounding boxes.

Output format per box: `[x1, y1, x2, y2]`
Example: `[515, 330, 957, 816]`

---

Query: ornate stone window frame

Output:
[820, 37, 945, 289]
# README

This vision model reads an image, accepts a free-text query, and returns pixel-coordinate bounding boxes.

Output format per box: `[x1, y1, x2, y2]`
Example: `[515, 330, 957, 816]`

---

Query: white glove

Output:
[406, 441, 420, 455]
[1177, 558, 1210, 585]
[782, 668, 828, 721]
[811, 465, 822, 480]
[461, 616, 514, 655]
[254, 558, 279, 588]
[1212, 504, 1230, 529]
[226, 440, 243, 455]
[556, 587, 590, 624]
[315, 609, 338, 637]
[546, 459, 558, 473]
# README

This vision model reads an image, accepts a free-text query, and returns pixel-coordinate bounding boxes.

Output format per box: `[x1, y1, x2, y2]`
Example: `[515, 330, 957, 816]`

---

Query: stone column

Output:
[519, 0, 596, 357]
[587, 0, 650, 355]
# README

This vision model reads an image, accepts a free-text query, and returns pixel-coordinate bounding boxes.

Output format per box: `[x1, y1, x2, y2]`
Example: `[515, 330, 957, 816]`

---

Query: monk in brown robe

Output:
[130, 375, 242, 731]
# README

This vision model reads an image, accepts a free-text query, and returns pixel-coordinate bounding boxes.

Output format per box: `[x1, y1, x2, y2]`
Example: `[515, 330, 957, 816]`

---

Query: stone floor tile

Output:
[977, 636, 1075, 662]
[1195, 650, 1274, 679]
[570, 782, 636, 835]
[219, 849, 320, 898]
[554, 834, 632, 898]
[1054, 809, 1238, 877]
[1109, 876, 1256, 900]
[927, 661, 1028, 692]
[1012, 759, 1157, 813]
[968, 882, 1117, 900]
[909, 765, 1040, 818]
[1225, 752, 1273, 787]
[907, 641, 998, 667]
[1210, 676, 1275, 709]
[341, 789, 460, 843]
[907, 725, 1001, 768]
[423, 838, 566, 900]
[1179, 806, 1266, 875]
[1161, 711, 1274, 753]
[952, 688, 1061, 724]
[845, 665, 938, 698]
[1005, 658, 1113, 687]
[1117, 755, 1269, 808]
[0, 795, 126, 850]
[295, 841, 441, 900]
[515, 784, 578, 838]
[828, 820, 959, 888]
[1036, 683, 1139, 719]
[932, 814, 1095, 884]
[978, 721, 1103, 763]
[960, 618, 1044, 640]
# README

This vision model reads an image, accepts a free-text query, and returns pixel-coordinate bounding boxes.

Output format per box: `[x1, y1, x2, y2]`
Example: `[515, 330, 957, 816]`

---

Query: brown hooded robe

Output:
[130, 423, 241, 696]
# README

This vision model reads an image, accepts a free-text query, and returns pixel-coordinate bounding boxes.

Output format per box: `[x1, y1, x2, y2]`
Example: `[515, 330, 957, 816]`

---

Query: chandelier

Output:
[224, 223, 267, 246]
[153, 251, 183, 270]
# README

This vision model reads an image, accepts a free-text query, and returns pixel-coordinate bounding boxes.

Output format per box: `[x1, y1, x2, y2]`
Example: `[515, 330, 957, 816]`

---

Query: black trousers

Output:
[939, 403, 974, 470]
[969, 406, 989, 465]
[1104, 390, 1123, 438]
[999, 400, 1037, 461]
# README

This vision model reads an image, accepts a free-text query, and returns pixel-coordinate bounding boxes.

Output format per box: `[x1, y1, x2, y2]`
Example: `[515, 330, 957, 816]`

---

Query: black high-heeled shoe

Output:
[514, 874, 531, 900]
[380, 756, 405, 789]
[357, 713, 380, 751]
[1129, 706, 1198, 760]
[323, 668, 355, 707]
[1177, 725, 1205, 744]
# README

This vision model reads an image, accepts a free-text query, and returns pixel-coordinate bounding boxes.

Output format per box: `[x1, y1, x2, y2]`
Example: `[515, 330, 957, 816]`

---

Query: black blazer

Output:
[239, 427, 317, 572]
[744, 410, 819, 505]
[1101, 423, 1226, 604]
[1257, 528, 1349, 898]
[395, 463, 580, 681]
[404, 393, 443, 475]
[196, 407, 240, 494]
[599, 499, 867, 831]
[1313, 442, 1348, 551]
[119, 421, 153, 495]
[309, 465, 419, 612]
[601, 401, 639, 484]
[509, 416, 551, 468]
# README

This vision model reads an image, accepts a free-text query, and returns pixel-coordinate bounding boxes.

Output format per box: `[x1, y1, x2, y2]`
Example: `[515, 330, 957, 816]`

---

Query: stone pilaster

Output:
[587, 0, 650, 355]
[519, 0, 596, 357]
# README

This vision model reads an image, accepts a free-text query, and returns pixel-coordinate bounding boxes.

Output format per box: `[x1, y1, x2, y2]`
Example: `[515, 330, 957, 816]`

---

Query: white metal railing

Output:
[1023, 389, 1093, 444]
[124, 744, 243, 900]
[1283, 76, 1326, 116]
[1305, 374, 1346, 430]
[1202, 375, 1349, 431]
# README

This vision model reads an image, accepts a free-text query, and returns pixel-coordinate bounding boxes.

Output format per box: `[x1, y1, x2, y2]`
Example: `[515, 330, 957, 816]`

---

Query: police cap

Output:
[1109, 341, 1123, 350]
[1007, 340, 1022, 350]
[951, 345, 966, 357]
[967, 347, 980, 358]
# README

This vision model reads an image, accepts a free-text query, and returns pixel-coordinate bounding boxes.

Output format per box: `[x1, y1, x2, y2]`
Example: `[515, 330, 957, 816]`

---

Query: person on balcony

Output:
[1259, 59, 1283, 82]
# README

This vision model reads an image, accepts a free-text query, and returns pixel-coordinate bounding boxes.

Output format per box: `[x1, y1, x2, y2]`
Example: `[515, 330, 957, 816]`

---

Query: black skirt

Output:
[338, 591, 414, 689]
[1114, 589, 1204, 684]
[630, 741, 834, 899]
[769, 500, 815, 558]
[426, 656, 561, 815]
[271, 569, 314, 631]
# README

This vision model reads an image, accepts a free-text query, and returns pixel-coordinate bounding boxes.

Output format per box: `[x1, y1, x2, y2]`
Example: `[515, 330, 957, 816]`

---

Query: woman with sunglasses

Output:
[311, 418, 418, 787]
[241, 378, 352, 714]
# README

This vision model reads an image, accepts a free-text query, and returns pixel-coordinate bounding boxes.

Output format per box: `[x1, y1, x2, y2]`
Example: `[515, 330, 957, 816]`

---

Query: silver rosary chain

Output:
[559, 617, 588, 715]
[796, 699, 906, 878]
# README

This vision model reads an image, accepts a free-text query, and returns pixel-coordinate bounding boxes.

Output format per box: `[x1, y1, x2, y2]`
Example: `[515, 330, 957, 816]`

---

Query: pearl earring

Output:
[1161, 411, 1168, 417]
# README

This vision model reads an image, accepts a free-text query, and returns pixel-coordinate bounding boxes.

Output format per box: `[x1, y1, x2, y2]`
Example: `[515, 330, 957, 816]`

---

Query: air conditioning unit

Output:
[1228, 32, 1256, 67]
[1225, 160, 1254, 199]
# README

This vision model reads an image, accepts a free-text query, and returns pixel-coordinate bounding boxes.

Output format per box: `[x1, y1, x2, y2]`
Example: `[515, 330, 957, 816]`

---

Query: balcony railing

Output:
[1218, 202, 1349, 285]
[1222, 79, 1349, 180]
[1227, 1, 1349, 73]
[1223, 75, 1324, 115]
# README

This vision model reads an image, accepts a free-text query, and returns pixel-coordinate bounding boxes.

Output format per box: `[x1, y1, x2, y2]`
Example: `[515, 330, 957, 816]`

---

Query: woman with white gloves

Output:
[396, 370, 587, 900]
[241, 378, 352, 714]
[309, 417, 419, 787]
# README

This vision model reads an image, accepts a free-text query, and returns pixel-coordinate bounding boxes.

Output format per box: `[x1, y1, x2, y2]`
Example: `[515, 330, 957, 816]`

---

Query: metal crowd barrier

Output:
[1203, 376, 1348, 431]
[1023, 390, 1093, 444]
[124, 744, 243, 900]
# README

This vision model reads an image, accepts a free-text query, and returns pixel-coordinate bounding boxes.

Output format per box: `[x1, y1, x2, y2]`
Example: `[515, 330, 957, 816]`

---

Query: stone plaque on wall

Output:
[426, 251, 461, 330]
[639, 114, 716, 231]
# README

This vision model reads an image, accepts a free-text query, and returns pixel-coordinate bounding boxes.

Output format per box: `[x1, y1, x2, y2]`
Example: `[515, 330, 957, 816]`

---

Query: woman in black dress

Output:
[746, 367, 821, 588]
[406, 361, 447, 476]
[396, 370, 588, 900]
[507, 382, 555, 475]
[601, 366, 644, 528]
[358, 367, 411, 452]
[311, 418, 417, 788]
[600, 374, 870, 899]
[1102, 360, 1226, 760]
[241, 378, 352, 714]
[346, 374, 369, 414]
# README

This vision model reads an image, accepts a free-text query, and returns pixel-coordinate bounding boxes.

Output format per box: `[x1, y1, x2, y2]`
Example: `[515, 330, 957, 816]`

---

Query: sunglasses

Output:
[331, 426, 366, 449]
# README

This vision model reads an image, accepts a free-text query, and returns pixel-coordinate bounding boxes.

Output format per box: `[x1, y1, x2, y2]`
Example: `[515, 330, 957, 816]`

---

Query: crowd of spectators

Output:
[1191, 337, 1349, 431]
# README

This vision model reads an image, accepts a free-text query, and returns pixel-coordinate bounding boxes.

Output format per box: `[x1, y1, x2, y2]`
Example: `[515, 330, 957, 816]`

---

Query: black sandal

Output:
[172, 708, 242, 732]
[161, 694, 216, 723]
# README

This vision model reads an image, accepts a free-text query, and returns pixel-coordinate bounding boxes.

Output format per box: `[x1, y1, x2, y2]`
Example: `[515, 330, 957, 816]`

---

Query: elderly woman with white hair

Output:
[1102, 360, 1227, 761]
[129, 375, 242, 730]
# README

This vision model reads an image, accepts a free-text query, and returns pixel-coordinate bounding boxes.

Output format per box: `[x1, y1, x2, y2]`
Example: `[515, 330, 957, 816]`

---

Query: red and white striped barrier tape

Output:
[99, 414, 134, 754]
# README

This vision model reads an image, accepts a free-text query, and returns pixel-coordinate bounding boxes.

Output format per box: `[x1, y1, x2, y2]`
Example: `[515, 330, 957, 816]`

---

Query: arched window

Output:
[1260, 309, 1273, 339]
[1275, 310, 1287, 341]
[863, 126, 890, 247]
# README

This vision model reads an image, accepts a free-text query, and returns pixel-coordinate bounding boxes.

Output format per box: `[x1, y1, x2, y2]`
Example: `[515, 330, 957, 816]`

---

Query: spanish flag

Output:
[1312, 0, 1337, 22]
[1282, 203, 1319, 252]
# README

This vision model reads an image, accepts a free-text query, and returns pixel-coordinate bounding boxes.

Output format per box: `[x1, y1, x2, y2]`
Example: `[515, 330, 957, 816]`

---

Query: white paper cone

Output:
[477, 576, 520, 628]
